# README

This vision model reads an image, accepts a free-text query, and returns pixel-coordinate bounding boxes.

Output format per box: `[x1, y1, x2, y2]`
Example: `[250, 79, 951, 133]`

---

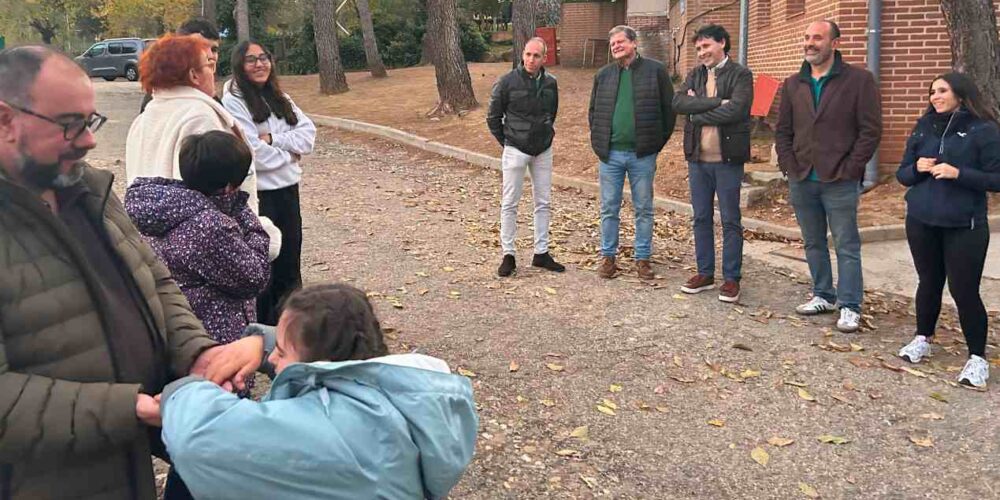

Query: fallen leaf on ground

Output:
[850, 343, 865, 352]
[920, 412, 944, 420]
[670, 375, 696, 383]
[442, 266, 455, 272]
[732, 343, 754, 351]
[596, 405, 616, 416]
[609, 384, 623, 393]
[673, 355, 683, 367]
[767, 437, 795, 447]
[909, 435, 934, 448]
[929, 392, 949, 403]
[740, 369, 762, 379]
[817, 435, 850, 445]
[570, 426, 590, 440]
[635, 401, 651, 411]
[798, 388, 816, 402]
[784, 380, 808, 388]
[707, 419, 725, 427]
[554, 449, 579, 457]
[509, 360, 519, 372]
[546, 363, 565, 372]
[415, 271, 429, 277]
[540, 399, 556, 407]
[672, 294, 688, 300]
[799, 482, 820, 498]
[751, 447, 770, 466]
[457, 368, 476, 378]
[654, 405, 669, 413]
[601, 399, 619, 410]
[579, 475, 598, 489]
[418, 289, 429, 295]
[901, 366, 928, 378]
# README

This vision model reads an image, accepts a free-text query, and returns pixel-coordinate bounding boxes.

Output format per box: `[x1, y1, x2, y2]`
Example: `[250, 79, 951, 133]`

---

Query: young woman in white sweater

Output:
[223, 41, 316, 325]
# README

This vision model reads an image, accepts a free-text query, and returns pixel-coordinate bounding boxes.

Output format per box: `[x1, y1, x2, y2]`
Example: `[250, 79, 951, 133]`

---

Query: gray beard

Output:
[15, 145, 84, 190]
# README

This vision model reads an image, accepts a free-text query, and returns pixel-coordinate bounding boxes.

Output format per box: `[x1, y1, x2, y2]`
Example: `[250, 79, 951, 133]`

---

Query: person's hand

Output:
[916, 157, 937, 172]
[931, 162, 960, 179]
[687, 89, 695, 97]
[259, 133, 272, 145]
[136, 393, 162, 427]
[203, 337, 265, 392]
[291, 152, 302, 162]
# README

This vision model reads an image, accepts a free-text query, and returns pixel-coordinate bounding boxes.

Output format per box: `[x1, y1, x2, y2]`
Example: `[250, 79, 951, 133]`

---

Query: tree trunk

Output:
[354, 0, 387, 77]
[235, 0, 250, 42]
[202, 0, 217, 23]
[425, 0, 478, 114]
[29, 19, 57, 45]
[940, 0, 1000, 115]
[314, 0, 350, 94]
[511, 0, 537, 69]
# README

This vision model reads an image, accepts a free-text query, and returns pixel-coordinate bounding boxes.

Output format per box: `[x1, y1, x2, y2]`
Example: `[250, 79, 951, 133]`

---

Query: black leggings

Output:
[906, 216, 990, 356]
[257, 184, 304, 325]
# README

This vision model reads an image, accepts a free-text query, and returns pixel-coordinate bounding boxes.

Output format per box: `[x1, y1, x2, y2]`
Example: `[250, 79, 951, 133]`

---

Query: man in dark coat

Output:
[775, 20, 882, 333]
[0, 45, 264, 499]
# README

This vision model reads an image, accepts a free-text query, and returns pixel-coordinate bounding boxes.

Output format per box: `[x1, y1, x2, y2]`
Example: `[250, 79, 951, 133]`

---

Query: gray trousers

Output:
[500, 145, 553, 256]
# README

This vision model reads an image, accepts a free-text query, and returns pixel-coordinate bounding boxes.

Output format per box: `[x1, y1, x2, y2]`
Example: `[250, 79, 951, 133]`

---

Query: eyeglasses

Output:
[4, 102, 107, 141]
[243, 54, 271, 65]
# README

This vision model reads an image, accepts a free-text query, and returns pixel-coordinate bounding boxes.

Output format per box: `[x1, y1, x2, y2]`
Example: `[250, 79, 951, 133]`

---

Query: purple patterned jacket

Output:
[125, 177, 270, 345]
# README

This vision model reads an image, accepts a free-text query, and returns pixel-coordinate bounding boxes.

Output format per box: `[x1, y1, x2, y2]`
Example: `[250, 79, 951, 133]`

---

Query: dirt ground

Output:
[130, 127, 1000, 498]
[281, 64, 1000, 230]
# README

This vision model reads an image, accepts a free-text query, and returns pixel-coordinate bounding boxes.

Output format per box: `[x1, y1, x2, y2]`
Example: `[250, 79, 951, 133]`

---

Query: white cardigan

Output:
[221, 80, 316, 191]
[125, 86, 281, 259]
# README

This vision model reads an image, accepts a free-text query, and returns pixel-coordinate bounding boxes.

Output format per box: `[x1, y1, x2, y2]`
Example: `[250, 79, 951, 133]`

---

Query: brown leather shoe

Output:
[597, 256, 618, 279]
[680, 274, 715, 294]
[718, 280, 740, 303]
[637, 260, 655, 280]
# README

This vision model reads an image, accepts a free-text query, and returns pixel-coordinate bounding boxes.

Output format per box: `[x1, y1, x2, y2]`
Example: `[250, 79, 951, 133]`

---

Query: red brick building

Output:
[559, 0, 1000, 171]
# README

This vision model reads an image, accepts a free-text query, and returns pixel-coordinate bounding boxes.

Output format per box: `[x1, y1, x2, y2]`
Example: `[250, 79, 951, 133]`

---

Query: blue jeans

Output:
[688, 162, 744, 281]
[789, 179, 863, 311]
[599, 150, 658, 260]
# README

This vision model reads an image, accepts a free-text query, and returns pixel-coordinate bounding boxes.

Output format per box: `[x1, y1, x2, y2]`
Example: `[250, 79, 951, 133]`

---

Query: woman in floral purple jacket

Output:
[125, 131, 270, 346]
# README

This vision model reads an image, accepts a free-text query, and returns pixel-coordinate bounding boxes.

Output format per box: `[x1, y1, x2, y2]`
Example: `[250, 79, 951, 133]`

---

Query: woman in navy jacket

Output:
[896, 72, 1000, 388]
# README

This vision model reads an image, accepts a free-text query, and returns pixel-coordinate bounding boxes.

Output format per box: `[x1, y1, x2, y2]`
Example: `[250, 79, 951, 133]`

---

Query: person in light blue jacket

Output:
[160, 283, 478, 499]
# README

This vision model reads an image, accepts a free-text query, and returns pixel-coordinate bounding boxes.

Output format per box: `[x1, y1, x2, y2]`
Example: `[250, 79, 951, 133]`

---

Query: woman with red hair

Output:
[125, 33, 281, 260]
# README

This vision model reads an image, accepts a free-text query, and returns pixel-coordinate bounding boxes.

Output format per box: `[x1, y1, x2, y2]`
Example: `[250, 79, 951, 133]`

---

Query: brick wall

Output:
[747, 0, 1000, 171]
[628, 14, 671, 64]
[669, 0, 742, 77]
[558, 2, 628, 67]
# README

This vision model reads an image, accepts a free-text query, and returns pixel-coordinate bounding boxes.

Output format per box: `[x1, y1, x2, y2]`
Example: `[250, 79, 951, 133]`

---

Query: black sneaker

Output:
[498, 255, 516, 277]
[531, 252, 565, 272]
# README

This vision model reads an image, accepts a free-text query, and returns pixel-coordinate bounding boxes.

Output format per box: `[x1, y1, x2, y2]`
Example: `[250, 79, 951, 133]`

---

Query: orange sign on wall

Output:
[751, 74, 780, 117]
[534, 27, 558, 66]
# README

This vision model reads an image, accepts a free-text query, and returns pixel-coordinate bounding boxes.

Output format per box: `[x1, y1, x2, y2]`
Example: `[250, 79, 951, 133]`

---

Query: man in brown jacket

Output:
[0, 46, 265, 499]
[775, 20, 881, 333]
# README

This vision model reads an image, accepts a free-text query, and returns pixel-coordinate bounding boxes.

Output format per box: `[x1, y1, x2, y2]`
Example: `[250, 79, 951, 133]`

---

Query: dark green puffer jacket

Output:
[0, 164, 216, 499]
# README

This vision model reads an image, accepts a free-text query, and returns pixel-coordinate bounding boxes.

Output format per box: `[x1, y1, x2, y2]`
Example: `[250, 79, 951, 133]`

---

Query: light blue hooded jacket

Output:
[160, 354, 478, 499]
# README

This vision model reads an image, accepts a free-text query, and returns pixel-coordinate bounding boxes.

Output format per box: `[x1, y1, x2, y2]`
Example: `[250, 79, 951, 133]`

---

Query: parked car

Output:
[75, 38, 155, 82]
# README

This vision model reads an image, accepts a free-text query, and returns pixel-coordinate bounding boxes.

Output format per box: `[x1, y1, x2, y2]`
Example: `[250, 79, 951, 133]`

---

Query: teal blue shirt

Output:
[806, 73, 833, 181]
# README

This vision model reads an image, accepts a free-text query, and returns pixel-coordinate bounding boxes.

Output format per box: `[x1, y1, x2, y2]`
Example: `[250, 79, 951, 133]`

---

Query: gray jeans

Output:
[500, 146, 553, 256]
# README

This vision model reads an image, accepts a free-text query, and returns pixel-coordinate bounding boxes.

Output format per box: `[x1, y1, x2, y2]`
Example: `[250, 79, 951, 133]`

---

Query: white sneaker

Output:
[795, 296, 836, 316]
[836, 308, 861, 333]
[898, 335, 931, 363]
[958, 355, 989, 388]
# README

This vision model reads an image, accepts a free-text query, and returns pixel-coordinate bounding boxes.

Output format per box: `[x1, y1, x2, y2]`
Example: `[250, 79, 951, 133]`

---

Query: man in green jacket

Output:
[0, 46, 265, 499]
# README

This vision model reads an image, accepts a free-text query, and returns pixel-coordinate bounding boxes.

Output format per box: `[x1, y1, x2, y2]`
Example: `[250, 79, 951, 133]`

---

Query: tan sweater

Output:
[699, 65, 723, 163]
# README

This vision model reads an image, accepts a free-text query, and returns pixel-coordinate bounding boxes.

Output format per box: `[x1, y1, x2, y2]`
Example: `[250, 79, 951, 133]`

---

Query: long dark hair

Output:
[282, 284, 389, 363]
[927, 72, 999, 125]
[230, 41, 299, 125]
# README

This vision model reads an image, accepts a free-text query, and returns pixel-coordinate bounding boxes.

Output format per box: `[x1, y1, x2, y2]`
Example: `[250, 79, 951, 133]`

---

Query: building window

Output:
[757, 0, 772, 27]
[786, 0, 804, 17]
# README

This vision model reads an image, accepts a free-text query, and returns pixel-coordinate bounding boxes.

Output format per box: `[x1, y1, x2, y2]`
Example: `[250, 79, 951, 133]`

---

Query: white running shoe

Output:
[836, 308, 861, 333]
[898, 335, 931, 363]
[958, 355, 989, 389]
[795, 296, 836, 316]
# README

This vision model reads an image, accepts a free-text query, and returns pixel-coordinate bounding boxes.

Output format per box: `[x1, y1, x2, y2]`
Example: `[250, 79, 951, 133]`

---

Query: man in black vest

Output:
[588, 25, 675, 280]
[487, 37, 564, 277]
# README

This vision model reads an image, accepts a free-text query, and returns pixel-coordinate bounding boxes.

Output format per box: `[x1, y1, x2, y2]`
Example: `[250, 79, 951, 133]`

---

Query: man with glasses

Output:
[0, 46, 265, 499]
[140, 17, 221, 113]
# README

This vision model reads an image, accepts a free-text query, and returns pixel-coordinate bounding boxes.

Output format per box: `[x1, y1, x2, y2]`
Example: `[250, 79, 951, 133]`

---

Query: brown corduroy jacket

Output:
[775, 52, 883, 182]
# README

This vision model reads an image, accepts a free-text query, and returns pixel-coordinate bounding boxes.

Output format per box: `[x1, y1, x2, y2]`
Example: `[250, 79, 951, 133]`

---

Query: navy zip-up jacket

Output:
[897, 108, 1000, 228]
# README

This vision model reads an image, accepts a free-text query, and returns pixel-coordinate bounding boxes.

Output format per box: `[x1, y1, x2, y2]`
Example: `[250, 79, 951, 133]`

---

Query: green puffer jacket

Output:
[0, 164, 217, 499]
